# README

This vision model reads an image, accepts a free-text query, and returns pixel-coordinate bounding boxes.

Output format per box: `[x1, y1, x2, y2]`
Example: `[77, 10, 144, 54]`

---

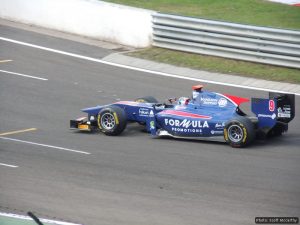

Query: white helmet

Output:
[178, 97, 189, 105]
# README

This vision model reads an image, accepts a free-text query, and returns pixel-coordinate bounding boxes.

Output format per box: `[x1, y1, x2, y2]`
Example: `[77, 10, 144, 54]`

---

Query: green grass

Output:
[127, 47, 300, 84]
[104, 0, 300, 30]
[105, 0, 300, 83]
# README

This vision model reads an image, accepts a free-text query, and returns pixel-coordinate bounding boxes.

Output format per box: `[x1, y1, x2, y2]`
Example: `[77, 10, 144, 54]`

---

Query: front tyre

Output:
[224, 116, 255, 148]
[134, 96, 158, 103]
[98, 106, 127, 136]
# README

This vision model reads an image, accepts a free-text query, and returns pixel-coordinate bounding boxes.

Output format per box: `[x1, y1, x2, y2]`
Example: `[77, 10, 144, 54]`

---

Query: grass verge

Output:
[127, 47, 300, 84]
[104, 0, 300, 30]
[105, 0, 300, 83]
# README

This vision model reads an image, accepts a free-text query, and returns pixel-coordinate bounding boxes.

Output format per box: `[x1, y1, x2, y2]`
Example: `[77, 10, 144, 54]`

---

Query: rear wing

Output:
[251, 92, 295, 131]
[269, 92, 295, 124]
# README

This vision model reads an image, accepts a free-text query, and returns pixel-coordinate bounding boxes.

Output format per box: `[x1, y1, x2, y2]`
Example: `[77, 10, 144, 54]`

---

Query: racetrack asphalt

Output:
[0, 23, 300, 225]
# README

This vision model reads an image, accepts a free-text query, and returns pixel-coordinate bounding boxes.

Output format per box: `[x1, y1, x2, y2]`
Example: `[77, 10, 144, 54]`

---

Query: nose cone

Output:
[81, 106, 102, 114]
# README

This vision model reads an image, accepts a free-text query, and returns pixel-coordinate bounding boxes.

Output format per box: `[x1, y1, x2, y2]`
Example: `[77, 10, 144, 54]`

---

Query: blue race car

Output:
[70, 85, 295, 148]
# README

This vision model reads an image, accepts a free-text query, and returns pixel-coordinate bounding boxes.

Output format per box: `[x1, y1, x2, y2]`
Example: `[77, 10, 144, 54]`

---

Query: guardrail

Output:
[152, 13, 300, 69]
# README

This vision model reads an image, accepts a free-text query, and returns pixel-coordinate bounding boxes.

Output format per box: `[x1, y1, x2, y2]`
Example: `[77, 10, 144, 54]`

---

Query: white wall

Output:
[267, 0, 300, 4]
[0, 0, 154, 47]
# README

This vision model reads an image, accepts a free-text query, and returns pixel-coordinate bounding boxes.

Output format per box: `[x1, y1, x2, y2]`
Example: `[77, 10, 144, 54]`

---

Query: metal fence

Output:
[152, 13, 300, 69]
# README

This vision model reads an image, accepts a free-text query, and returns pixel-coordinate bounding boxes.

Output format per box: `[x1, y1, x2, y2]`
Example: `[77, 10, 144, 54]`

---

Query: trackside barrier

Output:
[152, 13, 300, 69]
[0, 0, 153, 48]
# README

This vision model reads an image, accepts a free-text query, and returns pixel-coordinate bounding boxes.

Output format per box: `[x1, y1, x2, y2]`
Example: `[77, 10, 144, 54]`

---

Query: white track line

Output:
[0, 212, 82, 225]
[0, 163, 18, 168]
[0, 137, 90, 155]
[0, 36, 299, 96]
[0, 69, 48, 81]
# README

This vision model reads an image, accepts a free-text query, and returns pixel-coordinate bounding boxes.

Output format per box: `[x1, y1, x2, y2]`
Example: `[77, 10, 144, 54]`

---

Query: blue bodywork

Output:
[73, 86, 294, 141]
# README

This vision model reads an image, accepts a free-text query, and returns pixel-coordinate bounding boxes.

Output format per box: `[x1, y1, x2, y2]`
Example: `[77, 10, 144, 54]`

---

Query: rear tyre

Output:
[134, 96, 158, 103]
[98, 106, 127, 136]
[224, 116, 255, 148]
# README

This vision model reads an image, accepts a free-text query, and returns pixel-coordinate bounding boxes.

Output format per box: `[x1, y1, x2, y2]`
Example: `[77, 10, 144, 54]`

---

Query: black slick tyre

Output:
[224, 116, 255, 148]
[97, 105, 127, 136]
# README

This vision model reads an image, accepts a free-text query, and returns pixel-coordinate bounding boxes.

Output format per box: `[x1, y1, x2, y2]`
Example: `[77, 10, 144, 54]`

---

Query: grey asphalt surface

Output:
[0, 24, 300, 225]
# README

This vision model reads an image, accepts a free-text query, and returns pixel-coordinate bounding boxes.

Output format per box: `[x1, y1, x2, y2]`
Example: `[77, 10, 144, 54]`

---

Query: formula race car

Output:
[70, 85, 295, 148]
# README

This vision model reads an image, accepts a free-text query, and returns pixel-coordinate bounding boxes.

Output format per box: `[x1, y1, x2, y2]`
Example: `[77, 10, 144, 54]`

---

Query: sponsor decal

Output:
[172, 127, 202, 133]
[200, 97, 218, 106]
[278, 106, 291, 118]
[211, 130, 223, 135]
[165, 118, 209, 133]
[139, 108, 150, 117]
[258, 113, 276, 120]
[199, 97, 227, 107]
[165, 119, 209, 128]
[215, 122, 225, 129]
[192, 91, 199, 99]
[150, 121, 155, 129]
[269, 100, 275, 112]
[218, 98, 228, 107]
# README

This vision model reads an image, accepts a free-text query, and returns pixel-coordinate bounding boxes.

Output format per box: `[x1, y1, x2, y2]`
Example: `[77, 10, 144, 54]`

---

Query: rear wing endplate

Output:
[269, 92, 295, 123]
[251, 92, 295, 131]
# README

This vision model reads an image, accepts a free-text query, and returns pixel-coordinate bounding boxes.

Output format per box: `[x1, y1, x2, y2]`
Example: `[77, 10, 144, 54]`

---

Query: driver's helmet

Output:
[178, 97, 190, 105]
